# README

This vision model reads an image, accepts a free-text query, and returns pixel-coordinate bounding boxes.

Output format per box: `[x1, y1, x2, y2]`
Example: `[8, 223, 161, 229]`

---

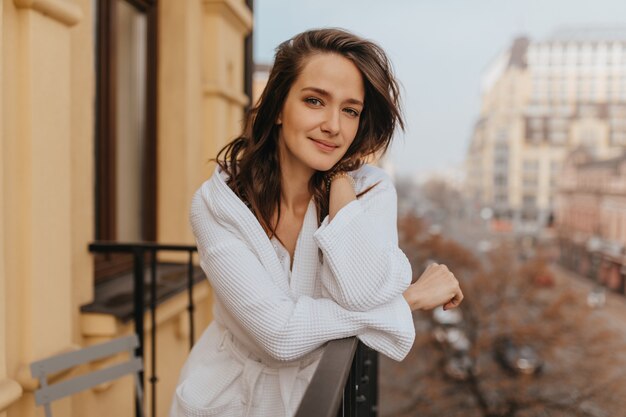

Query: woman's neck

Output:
[275, 134, 316, 217]
[279, 166, 312, 215]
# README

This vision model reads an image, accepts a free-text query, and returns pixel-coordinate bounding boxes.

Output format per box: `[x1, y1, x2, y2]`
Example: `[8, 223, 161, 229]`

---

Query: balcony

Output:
[84, 242, 379, 417]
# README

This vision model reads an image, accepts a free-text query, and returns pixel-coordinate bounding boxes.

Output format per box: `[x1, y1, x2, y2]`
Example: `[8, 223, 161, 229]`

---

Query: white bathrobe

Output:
[170, 164, 415, 417]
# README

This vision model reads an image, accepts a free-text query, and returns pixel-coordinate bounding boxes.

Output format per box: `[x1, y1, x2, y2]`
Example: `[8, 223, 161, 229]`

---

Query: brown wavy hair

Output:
[214, 28, 404, 237]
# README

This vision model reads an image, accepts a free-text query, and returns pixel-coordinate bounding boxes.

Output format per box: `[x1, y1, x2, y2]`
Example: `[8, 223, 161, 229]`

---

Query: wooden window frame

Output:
[95, 0, 158, 281]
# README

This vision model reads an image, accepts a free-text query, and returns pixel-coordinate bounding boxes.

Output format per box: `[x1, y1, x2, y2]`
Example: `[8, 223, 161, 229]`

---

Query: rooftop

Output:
[546, 26, 626, 42]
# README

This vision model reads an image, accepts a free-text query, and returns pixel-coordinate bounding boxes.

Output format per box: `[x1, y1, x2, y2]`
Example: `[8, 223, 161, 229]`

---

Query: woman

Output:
[170, 28, 463, 417]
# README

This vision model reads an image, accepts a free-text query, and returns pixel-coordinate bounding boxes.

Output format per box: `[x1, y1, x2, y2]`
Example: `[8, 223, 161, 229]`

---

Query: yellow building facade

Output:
[466, 30, 626, 234]
[1, 0, 252, 416]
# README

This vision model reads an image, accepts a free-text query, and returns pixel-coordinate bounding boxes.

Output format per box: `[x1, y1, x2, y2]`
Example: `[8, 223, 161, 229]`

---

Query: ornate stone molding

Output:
[14, 0, 82, 27]
[203, 0, 253, 34]
[203, 82, 250, 107]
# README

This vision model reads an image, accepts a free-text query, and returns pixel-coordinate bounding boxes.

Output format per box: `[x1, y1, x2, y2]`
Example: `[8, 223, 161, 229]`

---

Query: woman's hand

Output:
[325, 157, 362, 220]
[403, 263, 463, 311]
[327, 174, 356, 221]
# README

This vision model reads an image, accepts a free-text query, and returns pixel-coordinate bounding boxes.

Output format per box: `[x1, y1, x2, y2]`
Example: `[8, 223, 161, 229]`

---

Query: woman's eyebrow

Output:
[301, 86, 363, 106]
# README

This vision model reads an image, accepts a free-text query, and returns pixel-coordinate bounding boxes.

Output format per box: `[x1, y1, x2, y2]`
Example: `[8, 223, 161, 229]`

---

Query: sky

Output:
[253, 0, 626, 178]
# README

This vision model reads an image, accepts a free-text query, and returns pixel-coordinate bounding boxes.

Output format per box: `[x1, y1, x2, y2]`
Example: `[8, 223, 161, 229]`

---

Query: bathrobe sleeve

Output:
[190, 190, 415, 362]
[313, 173, 413, 312]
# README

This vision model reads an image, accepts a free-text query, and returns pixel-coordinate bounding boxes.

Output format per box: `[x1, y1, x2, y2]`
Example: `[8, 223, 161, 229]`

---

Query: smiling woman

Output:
[277, 53, 364, 173]
[169, 28, 464, 417]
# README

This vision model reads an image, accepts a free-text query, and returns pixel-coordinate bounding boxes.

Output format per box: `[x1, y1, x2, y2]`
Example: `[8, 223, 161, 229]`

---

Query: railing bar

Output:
[89, 242, 197, 253]
[348, 345, 358, 417]
[89, 242, 381, 416]
[132, 247, 145, 417]
[150, 249, 157, 417]
[356, 342, 373, 416]
[187, 250, 195, 349]
[296, 338, 358, 417]
[370, 347, 379, 416]
[87, 241, 204, 417]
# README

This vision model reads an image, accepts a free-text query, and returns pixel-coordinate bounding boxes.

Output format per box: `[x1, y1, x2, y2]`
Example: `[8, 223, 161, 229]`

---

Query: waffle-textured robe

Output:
[170, 164, 415, 417]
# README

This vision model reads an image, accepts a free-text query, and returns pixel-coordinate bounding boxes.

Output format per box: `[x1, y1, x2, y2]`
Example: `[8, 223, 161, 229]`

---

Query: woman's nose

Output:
[320, 109, 340, 136]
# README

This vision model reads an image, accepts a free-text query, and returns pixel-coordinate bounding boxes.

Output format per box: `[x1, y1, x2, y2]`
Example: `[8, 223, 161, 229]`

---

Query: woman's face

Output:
[277, 53, 365, 175]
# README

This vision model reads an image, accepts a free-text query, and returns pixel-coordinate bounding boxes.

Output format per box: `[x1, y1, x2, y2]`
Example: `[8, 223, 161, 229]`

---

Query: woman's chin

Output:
[313, 162, 339, 173]
[300, 157, 337, 173]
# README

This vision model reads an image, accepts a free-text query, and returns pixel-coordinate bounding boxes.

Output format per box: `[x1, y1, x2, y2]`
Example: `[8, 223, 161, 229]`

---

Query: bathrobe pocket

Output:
[174, 348, 245, 417]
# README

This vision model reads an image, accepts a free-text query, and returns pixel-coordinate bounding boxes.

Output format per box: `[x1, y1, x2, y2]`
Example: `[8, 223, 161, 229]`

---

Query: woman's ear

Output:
[276, 113, 282, 125]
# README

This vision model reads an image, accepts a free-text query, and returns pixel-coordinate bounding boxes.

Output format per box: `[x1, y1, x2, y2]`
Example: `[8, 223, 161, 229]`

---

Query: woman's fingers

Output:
[405, 262, 465, 311]
[416, 262, 464, 311]
[443, 288, 464, 310]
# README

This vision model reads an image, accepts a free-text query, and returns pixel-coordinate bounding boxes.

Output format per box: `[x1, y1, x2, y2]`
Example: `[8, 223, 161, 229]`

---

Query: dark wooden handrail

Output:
[296, 338, 358, 417]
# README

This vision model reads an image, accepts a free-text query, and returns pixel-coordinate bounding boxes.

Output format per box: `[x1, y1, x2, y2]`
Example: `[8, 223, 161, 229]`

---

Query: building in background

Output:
[466, 28, 626, 235]
[556, 147, 626, 294]
[1, 1, 253, 416]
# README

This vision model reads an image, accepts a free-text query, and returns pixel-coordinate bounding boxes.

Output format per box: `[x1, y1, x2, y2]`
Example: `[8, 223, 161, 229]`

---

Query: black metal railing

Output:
[89, 242, 380, 417]
[296, 338, 379, 417]
[88, 242, 198, 417]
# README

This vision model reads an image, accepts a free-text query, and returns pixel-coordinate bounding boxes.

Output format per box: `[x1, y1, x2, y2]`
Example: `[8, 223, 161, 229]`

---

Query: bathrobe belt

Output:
[217, 325, 322, 416]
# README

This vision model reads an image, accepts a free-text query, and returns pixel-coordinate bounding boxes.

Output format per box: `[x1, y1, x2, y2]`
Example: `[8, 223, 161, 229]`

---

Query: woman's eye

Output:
[344, 108, 360, 117]
[305, 97, 322, 106]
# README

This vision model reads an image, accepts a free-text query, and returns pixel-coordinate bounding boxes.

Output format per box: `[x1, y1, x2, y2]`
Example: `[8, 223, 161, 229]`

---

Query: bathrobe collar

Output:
[202, 166, 320, 297]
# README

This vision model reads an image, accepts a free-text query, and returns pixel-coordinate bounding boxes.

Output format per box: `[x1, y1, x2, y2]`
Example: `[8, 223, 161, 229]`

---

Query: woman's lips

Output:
[310, 138, 338, 152]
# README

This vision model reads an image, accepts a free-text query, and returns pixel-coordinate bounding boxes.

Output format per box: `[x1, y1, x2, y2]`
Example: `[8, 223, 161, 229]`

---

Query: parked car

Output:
[587, 286, 606, 309]
[433, 326, 471, 352]
[534, 271, 555, 287]
[444, 354, 474, 381]
[494, 336, 543, 376]
[432, 306, 470, 352]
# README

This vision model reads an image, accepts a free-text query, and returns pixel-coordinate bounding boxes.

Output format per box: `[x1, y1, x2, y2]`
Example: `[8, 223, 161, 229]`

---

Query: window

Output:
[523, 159, 539, 172]
[530, 118, 544, 130]
[523, 178, 538, 188]
[549, 131, 568, 144]
[523, 194, 537, 207]
[494, 175, 508, 187]
[495, 193, 508, 207]
[611, 131, 626, 145]
[580, 126, 600, 147]
[95, 0, 157, 280]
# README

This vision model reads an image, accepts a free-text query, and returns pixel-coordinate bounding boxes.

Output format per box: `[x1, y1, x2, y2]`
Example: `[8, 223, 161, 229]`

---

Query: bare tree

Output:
[420, 177, 465, 220]
[381, 214, 626, 417]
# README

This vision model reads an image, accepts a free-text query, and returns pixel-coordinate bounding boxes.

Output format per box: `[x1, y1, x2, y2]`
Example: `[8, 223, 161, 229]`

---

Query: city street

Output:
[551, 263, 626, 345]
[379, 261, 626, 417]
